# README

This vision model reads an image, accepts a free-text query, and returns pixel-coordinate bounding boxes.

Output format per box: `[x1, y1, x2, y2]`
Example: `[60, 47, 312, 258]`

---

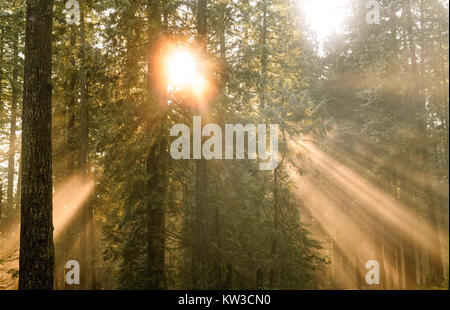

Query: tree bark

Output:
[0, 184, 3, 225]
[0, 26, 3, 117]
[0, 27, 3, 224]
[19, 0, 54, 290]
[145, 0, 167, 290]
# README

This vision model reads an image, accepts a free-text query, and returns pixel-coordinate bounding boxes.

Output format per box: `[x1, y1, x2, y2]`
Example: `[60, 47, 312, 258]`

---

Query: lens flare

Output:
[166, 49, 198, 90]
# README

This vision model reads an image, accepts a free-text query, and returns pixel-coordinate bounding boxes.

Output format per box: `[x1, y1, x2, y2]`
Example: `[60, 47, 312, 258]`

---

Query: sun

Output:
[163, 45, 215, 107]
[301, 0, 351, 41]
[165, 48, 198, 90]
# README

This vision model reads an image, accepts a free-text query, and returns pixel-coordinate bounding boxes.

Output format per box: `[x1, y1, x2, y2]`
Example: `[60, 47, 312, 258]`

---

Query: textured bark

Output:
[0, 26, 3, 117]
[0, 28, 3, 223]
[19, 0, 54, 290]
[0, 184, 3, 223]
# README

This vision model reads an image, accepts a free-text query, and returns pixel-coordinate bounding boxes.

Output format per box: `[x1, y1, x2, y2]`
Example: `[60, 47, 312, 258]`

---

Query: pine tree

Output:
[19, 0, 54, 290]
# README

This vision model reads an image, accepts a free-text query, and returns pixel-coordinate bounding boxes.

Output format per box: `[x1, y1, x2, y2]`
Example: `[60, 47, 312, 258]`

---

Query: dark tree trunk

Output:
[57, 30, 77, 291]
[77, 2, 97, 290]
[67, 33, 77, 175]
[145, 0, 167, 290]
[193, 0, 209, 290]
[213, 13, 229, 287]
[19, 0, 54, 290]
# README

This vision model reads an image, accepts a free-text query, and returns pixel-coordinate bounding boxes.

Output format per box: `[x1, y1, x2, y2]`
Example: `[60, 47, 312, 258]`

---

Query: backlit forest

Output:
[0, 0, 449, 290]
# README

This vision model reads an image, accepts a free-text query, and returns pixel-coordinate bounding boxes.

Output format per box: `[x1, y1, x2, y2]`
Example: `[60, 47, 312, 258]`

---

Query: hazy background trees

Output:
[0, 0, 448, 290]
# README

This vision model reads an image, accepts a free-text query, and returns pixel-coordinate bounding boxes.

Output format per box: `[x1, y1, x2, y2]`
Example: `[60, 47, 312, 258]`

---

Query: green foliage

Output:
[3, 0, 446, 291]
[87, 0, 323, 289]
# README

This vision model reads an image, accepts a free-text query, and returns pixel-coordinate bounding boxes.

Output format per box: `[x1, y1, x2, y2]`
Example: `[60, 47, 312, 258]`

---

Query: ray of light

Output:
[291, 138, 445, 264]
[53, 174, 95, 239]
[0, 174, 94, 290]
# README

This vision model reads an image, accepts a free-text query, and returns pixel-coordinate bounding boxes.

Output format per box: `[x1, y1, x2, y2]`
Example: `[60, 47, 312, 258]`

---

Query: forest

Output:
[0, 0, 448, 290]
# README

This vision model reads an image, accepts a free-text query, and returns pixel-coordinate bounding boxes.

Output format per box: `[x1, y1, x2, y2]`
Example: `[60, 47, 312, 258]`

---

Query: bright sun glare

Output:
[165, 48, 210, 101]
[302, 0, 351, 41]
[166, 49, 198, 90]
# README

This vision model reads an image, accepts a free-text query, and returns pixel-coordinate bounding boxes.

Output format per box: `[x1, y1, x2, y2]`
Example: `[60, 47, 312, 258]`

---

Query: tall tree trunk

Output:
[258, 0, 277, 289]
[0, 184, 3, 226]
[211, 3, 229, 290]
[79, 1, 90, 289]
[219, 3, 228, 80]
[269, 169, 279, 289]
[57, 30, 77, 290]
[89, 204, 96, 289]
[193, 0, 209, 290]
[436, 4, 450, 282]
[259, 0, 268, 111]
[436, 5, 449, 174]
[145, 0, 167, 290]
[402, 1, 420, 289]
[0, 27, 3, 224]
[67, 34, 77, 176]
[398, 177, 416, 289]
[16, 152, 21, 208]
[379, 235, 387, 289]
[0, 26, 3, 118]
[19, 0, 54, 290]
[405, 0, 444, 286]
[7, 32, 19, 209]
